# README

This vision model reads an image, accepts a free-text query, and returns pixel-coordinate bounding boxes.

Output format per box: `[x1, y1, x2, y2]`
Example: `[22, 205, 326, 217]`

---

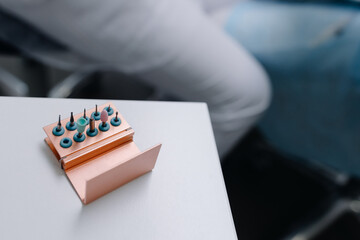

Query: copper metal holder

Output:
[43, 102, 161, 204]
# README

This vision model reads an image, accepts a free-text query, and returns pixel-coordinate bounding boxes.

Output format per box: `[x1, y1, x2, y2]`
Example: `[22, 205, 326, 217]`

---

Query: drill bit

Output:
[70, 112, 75, 126]
[76, 117, 87, 138]
[89, 117, 95, 132]
[56, 115, 62, 131]
[83, 108, 86, 118]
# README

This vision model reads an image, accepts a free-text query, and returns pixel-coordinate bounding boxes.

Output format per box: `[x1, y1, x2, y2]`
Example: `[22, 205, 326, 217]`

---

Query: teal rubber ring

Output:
[91, 111, 101, 120]
[104, 107, 114, 116]
[66, 122, 77, 131]
[86, 128, 98, 137]
[99, 122, 110, 132]
[73, 133, 86, 142]
[52, 126, 65, 136]
[110, 117, 121, 126]
[60, 137, 72, 148]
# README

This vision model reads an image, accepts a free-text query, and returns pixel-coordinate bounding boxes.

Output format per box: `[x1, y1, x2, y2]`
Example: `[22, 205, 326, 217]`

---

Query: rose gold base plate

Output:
[45, 138, 161, 204]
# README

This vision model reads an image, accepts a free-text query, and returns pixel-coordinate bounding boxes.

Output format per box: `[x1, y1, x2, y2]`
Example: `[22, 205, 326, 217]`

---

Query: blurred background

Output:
[1, 0, 360, 239]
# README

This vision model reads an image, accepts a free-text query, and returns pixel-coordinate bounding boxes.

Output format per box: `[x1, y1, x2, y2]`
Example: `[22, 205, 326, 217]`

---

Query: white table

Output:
[0, 97, 237, 240]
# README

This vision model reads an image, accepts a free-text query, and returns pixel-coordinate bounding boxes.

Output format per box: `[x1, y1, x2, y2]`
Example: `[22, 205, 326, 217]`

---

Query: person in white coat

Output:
[0, 0, 271, 158]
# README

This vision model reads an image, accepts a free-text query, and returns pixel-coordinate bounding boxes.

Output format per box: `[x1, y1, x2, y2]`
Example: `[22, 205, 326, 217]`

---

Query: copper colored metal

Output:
[84, 144, 161, 204]
[43, 102, 162, 204]
[62, 129, 135, 170]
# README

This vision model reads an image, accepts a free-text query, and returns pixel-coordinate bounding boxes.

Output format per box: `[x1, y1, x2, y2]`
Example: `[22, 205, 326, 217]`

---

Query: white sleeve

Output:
[0, 0, 206, 72]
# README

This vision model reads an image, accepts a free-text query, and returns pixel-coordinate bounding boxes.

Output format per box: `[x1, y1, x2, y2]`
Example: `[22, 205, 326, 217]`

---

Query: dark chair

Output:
[0, 39, 29, 96]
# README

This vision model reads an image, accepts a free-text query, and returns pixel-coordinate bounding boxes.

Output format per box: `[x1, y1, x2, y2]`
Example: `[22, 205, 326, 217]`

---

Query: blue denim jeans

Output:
[225, 1, 360, 176]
